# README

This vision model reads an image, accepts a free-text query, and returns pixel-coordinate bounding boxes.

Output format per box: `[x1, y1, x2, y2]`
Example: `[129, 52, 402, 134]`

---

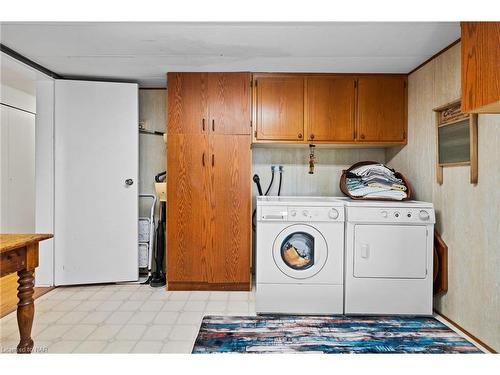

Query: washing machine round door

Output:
[272, 224, 328, 279]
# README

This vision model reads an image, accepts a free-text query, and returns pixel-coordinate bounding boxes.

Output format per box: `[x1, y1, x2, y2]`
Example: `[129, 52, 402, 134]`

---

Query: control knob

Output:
[302, 210, 309, 217]
[290, 209, 297, 217]
[329, 208, 339, 219]
[419, 210, 430, 220]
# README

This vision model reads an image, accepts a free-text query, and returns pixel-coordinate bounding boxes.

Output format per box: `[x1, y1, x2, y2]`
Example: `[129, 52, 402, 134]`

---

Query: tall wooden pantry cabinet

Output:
[166, 72, 252, 291]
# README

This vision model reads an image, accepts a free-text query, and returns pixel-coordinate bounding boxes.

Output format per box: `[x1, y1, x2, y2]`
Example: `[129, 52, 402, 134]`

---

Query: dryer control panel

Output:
[347, 207, 435, 224]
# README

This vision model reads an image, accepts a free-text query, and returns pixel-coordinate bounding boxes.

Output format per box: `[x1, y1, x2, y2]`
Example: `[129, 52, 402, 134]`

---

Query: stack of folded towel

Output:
[346, 163, 407, 200]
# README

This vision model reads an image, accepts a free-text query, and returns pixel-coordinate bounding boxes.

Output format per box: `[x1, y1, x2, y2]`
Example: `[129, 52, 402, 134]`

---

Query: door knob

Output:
[298, 133, 303, 139]
[125, 179, 134, 186]
[309, 134, 315, 140]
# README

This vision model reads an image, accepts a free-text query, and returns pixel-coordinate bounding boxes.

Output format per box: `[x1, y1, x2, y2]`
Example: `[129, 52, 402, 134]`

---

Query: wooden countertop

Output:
[0, 234, 53, 253]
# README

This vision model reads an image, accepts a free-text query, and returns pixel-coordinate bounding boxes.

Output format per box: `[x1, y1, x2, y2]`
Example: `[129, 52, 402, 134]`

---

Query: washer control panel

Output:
[348, 207, 435, 223]
[287, 206, 343, 222]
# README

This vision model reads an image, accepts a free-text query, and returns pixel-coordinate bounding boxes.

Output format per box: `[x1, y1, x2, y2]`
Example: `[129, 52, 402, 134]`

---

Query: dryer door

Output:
[273, 224, 328, 279]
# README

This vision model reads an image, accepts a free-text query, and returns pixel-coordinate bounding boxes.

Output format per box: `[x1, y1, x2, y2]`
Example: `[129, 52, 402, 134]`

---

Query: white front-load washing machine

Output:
[256, 196, 345, 314]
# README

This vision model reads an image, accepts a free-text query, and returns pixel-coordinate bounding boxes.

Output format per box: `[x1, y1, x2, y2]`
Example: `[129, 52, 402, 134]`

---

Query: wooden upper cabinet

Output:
[167, 73, 208, 134]
[305, 76, 356, 142]
[461, 22, 500, 113]
[208, 73, 251, 134]
[254, 75, 304, 141]
[357, 76, 407, 142]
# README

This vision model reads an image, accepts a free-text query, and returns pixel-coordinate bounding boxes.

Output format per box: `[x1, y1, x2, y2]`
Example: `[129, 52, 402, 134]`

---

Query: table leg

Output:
[16, 269, 35, 354]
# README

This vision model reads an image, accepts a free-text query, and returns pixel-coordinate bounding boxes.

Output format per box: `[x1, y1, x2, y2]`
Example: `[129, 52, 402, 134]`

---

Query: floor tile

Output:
[142, 325, 173, 341]
[162, 300, 186, 312]
[36, 311, 66, 324]
[169, 325, 199, 341]
[73, 340, 108, 353]
[188, 292, 210, 301]
[57, 311, 88, 325]
[119, 301, 143, 311]
[209, 292, 229, 301]
[108, 291, 134, 300]
[228, 292, 251, 301]
[129, 291, 153, 301]
[106, 311, 134, 325]
[81, 311, 111, 324]
[161, 340, 193, 353]
[69, 291, 97, 300]
[205, 300, 227, 312]
[73, 300, 102, 312]
[116, 325, 147, 340]
[227, 301, 249, 313]
[149, 290, 171, 300]
[176, 312, 205, 325]
[86, 325, 123, 341]
[168, 291, 191, 301]
[154, 311, 179, 325]
[92, 291, 117, 300]
[36, 325, 72, 340]
[95, 300, 124, 312]
[47, 340, 81, 353]
[50, 299, 82, 312]
[128, 311, 158, 325]
[183, 301, 207, 312]
[139, 301, 165, 311]
[102, 340, 136, 353]
[132, 340, 163, 353]
[62, 324, 98, 341]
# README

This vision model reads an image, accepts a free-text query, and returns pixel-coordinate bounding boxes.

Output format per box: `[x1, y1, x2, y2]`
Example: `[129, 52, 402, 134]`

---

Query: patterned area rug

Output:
[192, 315, 482, 354]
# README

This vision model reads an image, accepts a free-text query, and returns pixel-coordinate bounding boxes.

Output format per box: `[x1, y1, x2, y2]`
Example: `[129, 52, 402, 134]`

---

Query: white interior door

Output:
[54, 80, 138, 285]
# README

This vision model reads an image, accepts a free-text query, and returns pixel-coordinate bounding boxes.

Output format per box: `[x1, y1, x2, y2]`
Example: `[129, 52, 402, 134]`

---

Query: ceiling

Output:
[0, 22, 460, 87]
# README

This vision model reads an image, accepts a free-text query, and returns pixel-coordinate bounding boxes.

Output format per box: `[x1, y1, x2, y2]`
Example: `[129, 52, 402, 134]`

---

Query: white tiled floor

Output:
[0, 284, 255, 354]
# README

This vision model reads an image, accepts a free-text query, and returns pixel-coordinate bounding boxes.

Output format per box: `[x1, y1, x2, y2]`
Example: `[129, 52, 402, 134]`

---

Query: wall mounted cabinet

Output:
[253, 74, 304, 141]
[166, 72, 252, 291]
[357, 76, 407, 142]
[461, 22, 500, 113]
[252, 73, 407, 145]
[305, 76, 356, 142]
[168, 72, 251, 135]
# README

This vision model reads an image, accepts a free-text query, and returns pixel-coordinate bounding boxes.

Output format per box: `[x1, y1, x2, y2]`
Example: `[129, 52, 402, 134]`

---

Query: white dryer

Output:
[256, 197, 345, 314]
[343, 199, 435, 316]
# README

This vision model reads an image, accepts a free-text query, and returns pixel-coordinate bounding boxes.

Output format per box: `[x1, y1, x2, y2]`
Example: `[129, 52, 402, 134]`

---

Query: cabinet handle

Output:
[202, 153, 205, 166]
[298, 133, 303, 139]
[309, 134, 315, 140]
[212, 119, 215, 132]
[360, 134, 365, 140]
[202, 118, 206, 131]
[211, 154, 214, 166]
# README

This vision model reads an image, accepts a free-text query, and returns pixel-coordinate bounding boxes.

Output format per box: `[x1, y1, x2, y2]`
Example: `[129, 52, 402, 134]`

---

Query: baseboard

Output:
[167, 281, 251, 291]
[434, 308, 497, 353]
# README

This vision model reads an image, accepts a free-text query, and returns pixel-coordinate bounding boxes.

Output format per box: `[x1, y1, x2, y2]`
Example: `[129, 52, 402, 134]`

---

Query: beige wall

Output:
[138, 89, 166, 220]
[386, 43, 500, 351]
[252, 146, 386, 198]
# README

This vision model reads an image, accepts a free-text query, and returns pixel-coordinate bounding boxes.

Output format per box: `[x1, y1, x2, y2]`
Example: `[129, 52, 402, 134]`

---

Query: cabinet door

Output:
[167, 134, 209, 284]
[208, 135, 251, 287]
[208, 73, 251, 135]
[357, 76, 407, 142]
[254, 75, 304, 141]
[305, 76, 356, 142]
[167, 73, 208, 134]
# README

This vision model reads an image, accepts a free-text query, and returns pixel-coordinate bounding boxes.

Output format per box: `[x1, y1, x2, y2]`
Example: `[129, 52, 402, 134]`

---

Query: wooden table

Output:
[0, 234, 53, 354]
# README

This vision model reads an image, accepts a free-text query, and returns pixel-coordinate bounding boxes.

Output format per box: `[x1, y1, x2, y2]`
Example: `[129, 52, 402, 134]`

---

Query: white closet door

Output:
[0, 105, 36, 233]
[54, 80, 138, 285]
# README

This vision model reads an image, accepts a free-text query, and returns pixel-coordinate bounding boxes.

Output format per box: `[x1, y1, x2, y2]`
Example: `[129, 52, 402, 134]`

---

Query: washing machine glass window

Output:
[273, 224, 328, 279]
[281, 232, 314, 270]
